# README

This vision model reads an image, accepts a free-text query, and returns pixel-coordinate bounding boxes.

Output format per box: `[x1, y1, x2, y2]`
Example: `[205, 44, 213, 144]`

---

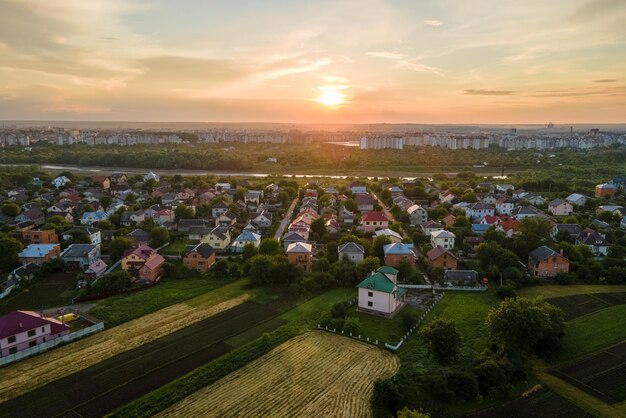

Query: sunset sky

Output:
[0, 0, 625, 123]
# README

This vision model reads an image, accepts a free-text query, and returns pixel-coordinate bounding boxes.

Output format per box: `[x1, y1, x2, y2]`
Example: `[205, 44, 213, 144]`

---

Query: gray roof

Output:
[528, 246, 560, 262]
[554, 224, 582, 236]
[338, 242, 365, 254]
[61, 244, 98, 258]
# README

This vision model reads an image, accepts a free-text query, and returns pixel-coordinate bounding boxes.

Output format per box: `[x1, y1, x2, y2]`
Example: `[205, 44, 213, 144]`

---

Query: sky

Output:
[0, 0, 625, 124]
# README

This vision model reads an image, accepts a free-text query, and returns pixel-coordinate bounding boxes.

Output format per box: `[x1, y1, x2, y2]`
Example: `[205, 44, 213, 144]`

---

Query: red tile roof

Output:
[362, 211, 390, 222]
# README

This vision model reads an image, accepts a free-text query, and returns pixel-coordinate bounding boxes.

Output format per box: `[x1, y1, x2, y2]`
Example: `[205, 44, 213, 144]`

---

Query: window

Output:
[29, 341, 37, 348]
[9, 347, 17, 355]
[28, 330, 36, 337]
[7, 336, 16, 344]
[41, 327, 45, 332]
[368, 291, 373, 297]
[367, 301, 373, 307]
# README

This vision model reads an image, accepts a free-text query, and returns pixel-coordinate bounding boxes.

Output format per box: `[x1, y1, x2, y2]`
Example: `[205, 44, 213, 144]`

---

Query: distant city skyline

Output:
[0, 0, 625, 123]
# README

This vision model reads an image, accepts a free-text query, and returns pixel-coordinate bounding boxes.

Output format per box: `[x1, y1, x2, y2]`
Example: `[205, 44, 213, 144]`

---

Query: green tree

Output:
[0, 235, 23, 271]
[372, 235, 392, 261]
[174, 204, 194, 220]
[398, 408, 430, 418]
[1, 203, 20, 217]
[89, 270, 132, 295]
[356, 256, 381, 278]
[486, 297, 565, 355]
[310, 217, 327, 238]
[108, 237, 134, 261]
[242, 243, 258, 260]
[149, 226, 170, 248]
[419, 318, 461, 364]
[258, 238, 281, 255]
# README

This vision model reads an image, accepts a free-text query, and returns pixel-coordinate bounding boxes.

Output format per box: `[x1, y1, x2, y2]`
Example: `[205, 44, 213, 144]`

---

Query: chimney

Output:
[560, 249, 564, 256]
[19, 322, 23, 329]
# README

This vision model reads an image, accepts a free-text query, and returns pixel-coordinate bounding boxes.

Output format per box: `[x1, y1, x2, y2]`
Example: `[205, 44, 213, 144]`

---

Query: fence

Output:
[0, 322, 105, 367]
[0, 285, 15, 300]
[318, 292, 445, 352]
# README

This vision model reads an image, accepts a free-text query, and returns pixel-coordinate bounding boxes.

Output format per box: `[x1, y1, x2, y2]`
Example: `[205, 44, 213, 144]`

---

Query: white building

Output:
[430, 230, 456, 250]
[357, 266, 406, 317]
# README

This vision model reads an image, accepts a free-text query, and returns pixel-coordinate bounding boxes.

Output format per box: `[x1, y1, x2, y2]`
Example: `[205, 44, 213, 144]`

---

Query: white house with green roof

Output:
[357, 266, 406, 317]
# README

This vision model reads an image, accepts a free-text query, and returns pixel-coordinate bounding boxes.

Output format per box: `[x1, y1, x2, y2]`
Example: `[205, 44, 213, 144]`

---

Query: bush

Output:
[496, 286, 517, 300]
[401, 310, 420, 332]
[371, 378, 400, 418]
[344, 317, 360, 334]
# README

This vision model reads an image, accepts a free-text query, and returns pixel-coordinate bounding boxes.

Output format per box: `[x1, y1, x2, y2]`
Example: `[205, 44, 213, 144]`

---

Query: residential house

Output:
[407, 205, 428, 226]
[244, 190, 263, 207]
[0, 311, 70, 357]
[51, 176, 70, 189]
[511, 206, 538, 220]
[439, 191, 456, 203]
[121, 245, 165, 282]
[120, 210, 145, 227]
[182, 243, 216, 272]
[374, 228, 403, 244]
[427, 246, 458, 270]
[442, 214, 456, 228]
[231, 231, 262, 253]
[350, 182, 367, 194]
[21, 229, 58, 245]
[109, 173, 128, 184]
[466, 202, 495, 220]
[249, 210, 273, 230]
[566, 193, 588, 207]
[524, 194, 546, 206]
[18, 244, 61, 265]
[548, 199, 573, 216]
[80, 211, 108, 226]
[15, 208, 46, 226]
[338, 242, 365, 263]
[282, 231, 308, 251]
[357, 267, 406, 317]
[420, 220, 444, 235]
[201, 227, 231, 251]
[177, 219, 209, 233]
[325, 218, 340, 234]
[62, 226, 101, 245]
[355, 194, 376, 213]
[60, 244, 101, 269]
[144, 172, 160, 182]
[430, 230, 456, 250]
[92, 176, 110, 189]
[83, 260, 108, 280]
[552, 224, 582, 242]
[595, 183, 618, 198]
[125, 229, 151, 247]
[495, 184, 515, 193]
[286, 242, 313, 272]
[216, 211, 237, 227]
[576, 228, 610, 256]
[528, 246, 570, 277]
[383, 243, 415, 268]
[496, 198, 515, 215]
[338, 207, 355, 224]
[359, 211, 390, 232]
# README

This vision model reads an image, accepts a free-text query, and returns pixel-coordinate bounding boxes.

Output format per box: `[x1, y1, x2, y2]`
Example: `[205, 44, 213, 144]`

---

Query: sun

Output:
[317, 87, 344, 107]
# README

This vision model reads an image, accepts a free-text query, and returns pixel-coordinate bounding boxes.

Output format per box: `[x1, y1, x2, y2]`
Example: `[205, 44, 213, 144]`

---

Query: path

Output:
[273, 198, 298, 240]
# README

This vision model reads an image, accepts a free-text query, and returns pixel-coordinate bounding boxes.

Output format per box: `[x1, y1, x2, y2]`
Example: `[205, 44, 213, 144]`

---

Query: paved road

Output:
[274, 198, 298, 240]
[371, 192, 396, 223]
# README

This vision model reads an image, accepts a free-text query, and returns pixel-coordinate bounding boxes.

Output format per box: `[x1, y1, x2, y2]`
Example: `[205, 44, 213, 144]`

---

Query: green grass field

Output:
[519, 285, 626, 299]
[161, 238, 195, 254]
[553, 304, 626, 363]
[0, 272, 79, 315]
[88, 278, 234, 327]
[347, 306, 420, 343]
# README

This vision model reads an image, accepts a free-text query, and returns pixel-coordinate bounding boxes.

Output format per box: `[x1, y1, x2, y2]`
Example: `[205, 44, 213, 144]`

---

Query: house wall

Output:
[183, 252, 216, 271]
[358, 288, 403, 314]
[0, 323, 69, 357]
[359, 220, 389, 232]
[529, 256, 570, 277]
[338, 251, 364, 263]
[287, 253, 312, 272]
[22, 230, 58, 244]
[431, 236, 455, 250]
[549, 204, 573, 216]
[430, 254, 458, 270]
[384, 253, 415, 268]
[139, 264, 163, 282]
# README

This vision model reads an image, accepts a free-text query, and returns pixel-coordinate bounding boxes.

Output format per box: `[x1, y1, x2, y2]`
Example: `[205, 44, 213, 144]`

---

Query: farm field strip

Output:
[157, 331, 399, 418]
[0, 281, 251, 403]
[547, 292, 626, 320]
[0, 301, 285, 418]
[551, 341, 626, 405]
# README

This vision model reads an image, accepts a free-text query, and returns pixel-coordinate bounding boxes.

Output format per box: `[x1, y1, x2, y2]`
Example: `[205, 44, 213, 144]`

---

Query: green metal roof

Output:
[397, 287, 407, 297]
[357, 272, 395, 293]
[377, 266, 399, 274]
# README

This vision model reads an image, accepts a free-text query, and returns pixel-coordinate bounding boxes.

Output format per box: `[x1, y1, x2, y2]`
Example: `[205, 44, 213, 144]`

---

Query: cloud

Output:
[424, 20, 444, 26]
[593, 79, 617, 83]
[396, 61, 443, 75]
[366, 51, 408, 60]
[464, 89, 514, 96]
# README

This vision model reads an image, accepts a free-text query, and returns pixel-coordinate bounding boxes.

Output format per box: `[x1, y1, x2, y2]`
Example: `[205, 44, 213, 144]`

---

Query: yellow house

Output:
[201, 227, 231, 251]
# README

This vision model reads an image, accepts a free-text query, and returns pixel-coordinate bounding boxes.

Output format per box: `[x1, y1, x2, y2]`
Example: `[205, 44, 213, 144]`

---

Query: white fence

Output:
[0, 322, 105, 367]
[0, 285, 15, 300]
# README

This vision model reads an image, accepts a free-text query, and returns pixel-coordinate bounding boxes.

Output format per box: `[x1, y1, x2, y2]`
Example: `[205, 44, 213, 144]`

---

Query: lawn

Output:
[161, 238, 195, 255]
[279, 287, 354, 328]
[519, 285, 626, 299]
[347, 305, 421, 344]
[553, 304, 626, 363]
[88, 278, 233, 327]
[0, 272, 80, 315]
